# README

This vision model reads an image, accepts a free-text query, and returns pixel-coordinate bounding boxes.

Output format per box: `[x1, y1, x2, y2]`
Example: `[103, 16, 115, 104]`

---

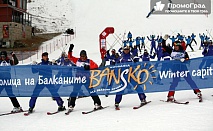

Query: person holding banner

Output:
[167, 41, 202, 102]
[28, 52, 66, 113]
[115, 46, 148, 109]
[67, 44, 102, 111]
[0, 51, 23, 113]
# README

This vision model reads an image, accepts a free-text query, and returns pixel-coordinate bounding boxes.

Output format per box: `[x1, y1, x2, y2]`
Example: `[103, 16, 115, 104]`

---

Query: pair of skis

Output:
[115, 101, 152, 110]
[45, 106, 110, 115]
[0, 110, 28, 116]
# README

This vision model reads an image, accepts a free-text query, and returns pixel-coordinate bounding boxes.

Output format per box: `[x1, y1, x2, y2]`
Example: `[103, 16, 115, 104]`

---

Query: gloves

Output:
[52, 59, 57, 63]
[84, 64, 90, 70]
[32, 61, 37, 65]
[180, 58, 185, 62]
[69, 44, 74, 52]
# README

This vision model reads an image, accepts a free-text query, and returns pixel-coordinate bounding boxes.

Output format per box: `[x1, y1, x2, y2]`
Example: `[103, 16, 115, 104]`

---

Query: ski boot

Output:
[11, 107, 23, 113]
[58, 106, 66, 111]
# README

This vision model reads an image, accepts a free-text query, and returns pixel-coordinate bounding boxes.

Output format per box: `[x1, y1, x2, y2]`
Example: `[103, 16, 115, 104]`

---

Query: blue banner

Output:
[0, 56, 213, 97]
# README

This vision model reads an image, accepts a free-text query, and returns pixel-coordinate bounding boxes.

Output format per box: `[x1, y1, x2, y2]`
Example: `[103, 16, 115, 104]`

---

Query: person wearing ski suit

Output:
[114, 46, 147, 108]
[67, 44, 102, 111]
[28, 52, 65, 113]
[0, 51, 23, 113]
[167, 41, 202, 101]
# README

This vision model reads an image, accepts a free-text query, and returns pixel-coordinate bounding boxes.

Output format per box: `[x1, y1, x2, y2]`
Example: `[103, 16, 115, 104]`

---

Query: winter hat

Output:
[42, 52, 48, 56]
[0, 51, 7, 57]
[80, 50, 87, 56]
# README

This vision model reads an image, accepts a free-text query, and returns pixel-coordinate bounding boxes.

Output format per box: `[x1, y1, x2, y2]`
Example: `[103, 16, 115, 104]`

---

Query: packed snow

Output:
[0, 0, 213, 131]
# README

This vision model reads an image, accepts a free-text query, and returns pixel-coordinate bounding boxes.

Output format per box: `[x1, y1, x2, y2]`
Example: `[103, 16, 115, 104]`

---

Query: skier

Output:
[139, 49, 157, 83]
[135, 36, 141, 52]
[147, 35, 159, 54]
[141, 36, 146, 49]
[177, 34, 184, 41]
[28, 52, 66, 113]
[199, 33, 205, 50]
[123, 40, 128, 47]
[200, 41, 213, 70]
[128, 39, 134, 49]
[105, 49, 117, 65]
[131, 45, 139, 57]
[56, 52, 75, 66]
[185, 36, 194, 52]
[190, 33, 197, 45]
[156, 43, 163, 61]
[127, 31, 132, 42]
[67, 44, 102, 111]
[156, 47, 172, 85]
[0, 51, 23, 113]
[115, 46, 147, 109]
[169, 36, 177, 47]
[198, 41, 209, 78]
[140, 49, 156, 61]
[167, 41, 202, 102]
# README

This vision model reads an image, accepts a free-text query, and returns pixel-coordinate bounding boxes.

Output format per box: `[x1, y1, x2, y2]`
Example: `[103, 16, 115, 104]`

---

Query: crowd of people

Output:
[0, 31, 212, 113]
[101, 32, 213, 106]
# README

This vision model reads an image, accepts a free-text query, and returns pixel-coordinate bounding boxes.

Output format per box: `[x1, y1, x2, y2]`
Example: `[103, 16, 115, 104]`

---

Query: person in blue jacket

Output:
[177, 34, 184, 41]
[147, 35, 159, 54]
[156, 48, 172, 85]
[157, 36, 163, 44]
[111, 53, 121, 65]
[141, 36, 146, 49]
[127, 31, 132, 42]
[105, 49, 117, 65]
[114, 46, 148, 109]
[190, 33, 197, 45]
[139, 49, 157, 84]
[204, 35, 210, 41]
[156, 43, 163, 61]
[129, 39, 135, 49]
[185, 36, 194, 52]
[201, 41, 213, 70]
[199, 33, 205, 50]
[198, 41, 210, 78]
[139, 49, 156, 61]
[56, 52, 75, 66]
[118, 47, 123, 55]
[131, 45, 139, 57]
[28, 52, 65, 113]
[135, 36, 141, 52]
[123, 40, 128, 47]
[169, 36, 177, 47]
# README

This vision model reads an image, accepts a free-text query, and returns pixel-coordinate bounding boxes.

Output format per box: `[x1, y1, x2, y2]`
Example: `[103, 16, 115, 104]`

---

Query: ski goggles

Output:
[173, 42, 181, 46]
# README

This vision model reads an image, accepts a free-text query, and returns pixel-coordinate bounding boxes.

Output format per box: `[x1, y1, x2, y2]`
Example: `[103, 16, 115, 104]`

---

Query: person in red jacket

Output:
[67, 44, 102, 112]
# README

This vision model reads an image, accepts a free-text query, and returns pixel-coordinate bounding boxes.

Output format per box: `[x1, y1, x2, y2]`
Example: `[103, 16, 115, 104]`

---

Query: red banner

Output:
[2, 25, 9, 38]
[99, 27, 114, 59]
